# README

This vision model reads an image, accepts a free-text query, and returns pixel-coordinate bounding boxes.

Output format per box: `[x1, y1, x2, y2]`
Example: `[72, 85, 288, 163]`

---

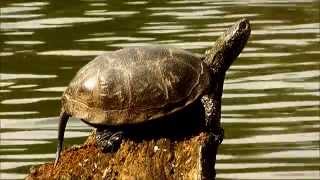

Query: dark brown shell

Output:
[62, 46, 210, 125]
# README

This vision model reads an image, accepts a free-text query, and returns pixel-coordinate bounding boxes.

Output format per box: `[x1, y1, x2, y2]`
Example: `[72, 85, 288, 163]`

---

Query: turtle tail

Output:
[54, 110, 70, 166]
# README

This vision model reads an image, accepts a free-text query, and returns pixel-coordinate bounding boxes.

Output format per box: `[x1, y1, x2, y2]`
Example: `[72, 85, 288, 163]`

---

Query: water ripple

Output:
[224, 101, 319, 111]
[1, 130, 88, 140]
[37, 50, 106, 56]
[2, 17, 110, 30]
[1, 97, 60, 105]
[218, 171, 319, 180]
[4, 40, 45, 45]
[0, 73, 57, 80]
[0, 73, 56, 80]
[223, 116, 319, 123]
[84, 10, 138, 17]
[225, 132, 319, 144]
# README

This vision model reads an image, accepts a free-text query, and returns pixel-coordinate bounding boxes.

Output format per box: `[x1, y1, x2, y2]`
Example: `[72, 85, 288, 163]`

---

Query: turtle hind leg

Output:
[96, 128, 124, 152]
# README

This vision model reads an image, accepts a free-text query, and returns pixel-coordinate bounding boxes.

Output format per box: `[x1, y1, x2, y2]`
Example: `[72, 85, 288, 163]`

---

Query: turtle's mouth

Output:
[226, 18, 251, 44]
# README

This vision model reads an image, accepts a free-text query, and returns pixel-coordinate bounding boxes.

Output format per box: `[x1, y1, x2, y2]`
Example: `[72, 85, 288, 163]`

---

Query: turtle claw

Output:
[96, 129, 124, 152]
[211, 127, 224, 145]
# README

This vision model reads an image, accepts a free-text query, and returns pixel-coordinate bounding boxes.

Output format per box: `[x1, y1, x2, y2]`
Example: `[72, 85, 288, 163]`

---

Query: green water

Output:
[0, 0, 319, 179]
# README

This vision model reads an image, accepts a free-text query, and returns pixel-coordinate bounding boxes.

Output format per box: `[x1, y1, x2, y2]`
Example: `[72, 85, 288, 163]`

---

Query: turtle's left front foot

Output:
[211, 127, 224, 144]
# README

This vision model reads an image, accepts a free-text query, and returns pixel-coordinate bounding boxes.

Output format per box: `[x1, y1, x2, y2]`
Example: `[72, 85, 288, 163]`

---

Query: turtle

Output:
[54, 18, 251, 165]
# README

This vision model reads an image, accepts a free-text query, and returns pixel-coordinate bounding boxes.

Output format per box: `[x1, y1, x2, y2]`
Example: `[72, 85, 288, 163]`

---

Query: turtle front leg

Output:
[199, 95, 224, 179]
[96, 128, 124, 152]
[201, 95, 224, 144]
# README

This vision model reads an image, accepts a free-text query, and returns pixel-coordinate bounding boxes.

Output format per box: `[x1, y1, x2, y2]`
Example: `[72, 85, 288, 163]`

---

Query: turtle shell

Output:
[62, 46, 210, 126]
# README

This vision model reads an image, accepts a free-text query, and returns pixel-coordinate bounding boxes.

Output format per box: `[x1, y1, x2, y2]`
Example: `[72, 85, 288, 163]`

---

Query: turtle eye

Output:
[239, 21, 248, 30]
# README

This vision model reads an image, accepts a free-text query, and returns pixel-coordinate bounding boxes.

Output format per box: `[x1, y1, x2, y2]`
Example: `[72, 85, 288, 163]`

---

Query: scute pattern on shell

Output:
[62, 46, 210, 125]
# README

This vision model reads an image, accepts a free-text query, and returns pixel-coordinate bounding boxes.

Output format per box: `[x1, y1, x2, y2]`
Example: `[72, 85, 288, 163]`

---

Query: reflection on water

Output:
[37, 50, 107, 56]
[0, 0, 319, 179]
[0, 73, 57, 80]
[217, 171, 319, 180]
[2, 97, 60, 104]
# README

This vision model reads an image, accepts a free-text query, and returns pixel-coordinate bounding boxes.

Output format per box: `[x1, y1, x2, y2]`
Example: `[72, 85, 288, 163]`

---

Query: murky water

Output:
[0, 0, 319, 179]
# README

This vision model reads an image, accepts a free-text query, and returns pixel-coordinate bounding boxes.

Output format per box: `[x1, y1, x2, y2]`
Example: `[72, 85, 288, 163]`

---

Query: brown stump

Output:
[26, 130, 219, 179]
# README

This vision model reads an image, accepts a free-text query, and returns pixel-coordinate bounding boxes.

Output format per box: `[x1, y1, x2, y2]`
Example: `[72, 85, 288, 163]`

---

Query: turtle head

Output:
[203, 18, 251, 74]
